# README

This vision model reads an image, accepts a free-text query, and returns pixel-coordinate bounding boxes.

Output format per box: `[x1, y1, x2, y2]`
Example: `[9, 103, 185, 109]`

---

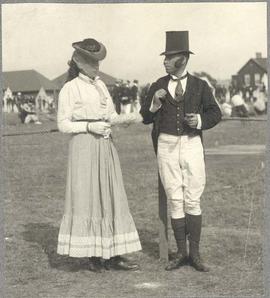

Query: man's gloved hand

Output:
[87, 121, 111, 137]
[184, 113, 198, 128]
[152, 89, 167, 107]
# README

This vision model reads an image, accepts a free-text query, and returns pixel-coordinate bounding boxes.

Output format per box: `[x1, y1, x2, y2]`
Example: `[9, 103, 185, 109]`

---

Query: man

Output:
[140, 31, 222, 272]
[252, 85, 266, 115]
[112, 79, 122, 114]
[120, 81, 132, 114]
[20, 99, 42, 124]
[130, 79, 140, 112]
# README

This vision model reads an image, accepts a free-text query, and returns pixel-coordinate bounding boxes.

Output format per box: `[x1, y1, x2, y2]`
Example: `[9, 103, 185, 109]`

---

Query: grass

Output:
[2, 112, 266, 297]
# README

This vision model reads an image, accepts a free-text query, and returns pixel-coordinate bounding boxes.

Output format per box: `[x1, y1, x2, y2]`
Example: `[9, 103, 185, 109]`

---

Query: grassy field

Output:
[2, 113, 266, 297]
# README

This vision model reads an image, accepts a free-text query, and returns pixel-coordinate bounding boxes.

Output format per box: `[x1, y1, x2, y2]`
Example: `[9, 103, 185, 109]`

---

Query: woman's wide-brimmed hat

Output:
[160, 31, 194, 56]
[72, 38, 107, 61]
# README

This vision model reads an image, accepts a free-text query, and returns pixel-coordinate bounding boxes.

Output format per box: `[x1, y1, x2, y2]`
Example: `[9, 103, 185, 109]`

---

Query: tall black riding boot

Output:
[186, 214, 209, 272]
[165, 217, 188, 271]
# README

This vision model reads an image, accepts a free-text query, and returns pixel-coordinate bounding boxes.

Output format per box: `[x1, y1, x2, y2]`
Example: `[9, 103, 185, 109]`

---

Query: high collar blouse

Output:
[57, 73, 117, 133]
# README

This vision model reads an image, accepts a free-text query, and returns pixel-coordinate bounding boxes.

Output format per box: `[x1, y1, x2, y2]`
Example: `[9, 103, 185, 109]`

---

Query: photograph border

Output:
[0, 1, 269, 297]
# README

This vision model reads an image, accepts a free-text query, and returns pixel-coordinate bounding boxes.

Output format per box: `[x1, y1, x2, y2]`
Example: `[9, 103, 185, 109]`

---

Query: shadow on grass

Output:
[21, 223, 161, 271]
[137, 229, 160, 260]
[22, 222, 89, 272]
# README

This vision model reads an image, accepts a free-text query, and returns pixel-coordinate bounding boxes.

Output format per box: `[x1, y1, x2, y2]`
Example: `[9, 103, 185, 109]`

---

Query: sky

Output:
[2, 2, 268, 84]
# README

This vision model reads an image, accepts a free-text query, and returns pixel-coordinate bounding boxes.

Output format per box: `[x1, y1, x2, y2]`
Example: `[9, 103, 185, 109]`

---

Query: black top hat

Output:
[160, 31, 194, 56]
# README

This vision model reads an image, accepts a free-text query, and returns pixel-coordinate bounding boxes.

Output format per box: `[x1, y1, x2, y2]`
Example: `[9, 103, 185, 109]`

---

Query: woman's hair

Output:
[65, 59, 80, 83]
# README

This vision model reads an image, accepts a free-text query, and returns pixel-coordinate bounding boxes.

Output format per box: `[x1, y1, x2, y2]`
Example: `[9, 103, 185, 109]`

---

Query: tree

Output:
[193, 71, 217, 87]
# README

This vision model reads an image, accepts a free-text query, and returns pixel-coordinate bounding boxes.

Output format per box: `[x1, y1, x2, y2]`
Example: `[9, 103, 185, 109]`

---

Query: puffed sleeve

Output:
[57, 82, 88, 133]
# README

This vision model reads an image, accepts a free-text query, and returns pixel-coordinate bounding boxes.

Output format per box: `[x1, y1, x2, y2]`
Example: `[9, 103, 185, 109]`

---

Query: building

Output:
[232, 52, 267, 91]
[2, 69, 57, 98]
[52, 70, 118, 93]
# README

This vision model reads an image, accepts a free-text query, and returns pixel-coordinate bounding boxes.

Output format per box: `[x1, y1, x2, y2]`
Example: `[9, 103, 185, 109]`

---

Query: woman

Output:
[57, 38, 142, 272]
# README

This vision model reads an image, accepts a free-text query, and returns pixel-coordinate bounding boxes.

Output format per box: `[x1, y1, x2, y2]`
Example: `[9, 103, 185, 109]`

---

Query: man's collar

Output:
[170, 69, 188, 81]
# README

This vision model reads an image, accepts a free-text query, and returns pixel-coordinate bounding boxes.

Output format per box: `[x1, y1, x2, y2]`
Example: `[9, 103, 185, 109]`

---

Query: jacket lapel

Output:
[184, 73, 197, 112]
[160, 75, 171, 94]
[184, 73, 193, 99]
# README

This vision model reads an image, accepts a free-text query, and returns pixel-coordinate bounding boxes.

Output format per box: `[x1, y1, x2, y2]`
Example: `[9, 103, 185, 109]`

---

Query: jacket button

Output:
[177, 114, 180, 117]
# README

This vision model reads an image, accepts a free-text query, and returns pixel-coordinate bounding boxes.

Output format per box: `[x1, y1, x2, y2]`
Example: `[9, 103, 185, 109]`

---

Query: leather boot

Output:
[88, 257, 104, 273]
[186, 214, 209, 272]
[104, 256, 140, 271]
[165, 217, 188, 271]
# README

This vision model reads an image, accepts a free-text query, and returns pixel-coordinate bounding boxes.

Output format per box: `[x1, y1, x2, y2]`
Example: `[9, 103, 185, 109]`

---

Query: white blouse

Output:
[57, 73, 137, 133]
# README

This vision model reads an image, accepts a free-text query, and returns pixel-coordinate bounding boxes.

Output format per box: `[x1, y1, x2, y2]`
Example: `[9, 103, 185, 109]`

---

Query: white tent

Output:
[3, 87, 17, 113]
[4, 87, 13, 99]
[35, 87, 48, 111]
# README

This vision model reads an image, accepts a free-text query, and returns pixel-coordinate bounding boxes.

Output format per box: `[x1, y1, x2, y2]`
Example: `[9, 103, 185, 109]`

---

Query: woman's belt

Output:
[74, 119, 109, 123]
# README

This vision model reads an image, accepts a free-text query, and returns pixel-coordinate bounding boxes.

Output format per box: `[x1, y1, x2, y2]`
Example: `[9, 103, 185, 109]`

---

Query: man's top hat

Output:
[160, 31, 194, 56]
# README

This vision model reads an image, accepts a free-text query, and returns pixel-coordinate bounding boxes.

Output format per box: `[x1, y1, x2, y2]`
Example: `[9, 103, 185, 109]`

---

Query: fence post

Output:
[158, 175, 168, 262]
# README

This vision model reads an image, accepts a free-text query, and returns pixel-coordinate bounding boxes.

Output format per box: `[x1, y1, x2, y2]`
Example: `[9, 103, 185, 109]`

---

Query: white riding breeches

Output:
[157, 133, 206, 219]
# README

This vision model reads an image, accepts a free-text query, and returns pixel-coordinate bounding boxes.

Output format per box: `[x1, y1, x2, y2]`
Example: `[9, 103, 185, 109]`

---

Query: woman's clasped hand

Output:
[87, 121, 111, 137]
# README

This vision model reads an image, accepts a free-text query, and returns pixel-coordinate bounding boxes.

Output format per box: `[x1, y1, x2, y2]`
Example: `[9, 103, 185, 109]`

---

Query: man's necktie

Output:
[175, 80, 183, 101]
[173, 73, 188, 102]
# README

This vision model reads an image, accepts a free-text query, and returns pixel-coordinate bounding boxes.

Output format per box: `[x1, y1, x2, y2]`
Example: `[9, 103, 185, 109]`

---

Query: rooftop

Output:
[3, 69, 57, 92]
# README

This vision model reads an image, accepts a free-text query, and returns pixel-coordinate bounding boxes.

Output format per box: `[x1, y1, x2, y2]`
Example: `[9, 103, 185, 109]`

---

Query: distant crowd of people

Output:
[215, 83, 268, 118]
[3, 92, 42, 124]
[3, 78, 268, 126]
[3, 91, 57, 124]
[15, 93, 42, 124]
[111, 79, 141, 114]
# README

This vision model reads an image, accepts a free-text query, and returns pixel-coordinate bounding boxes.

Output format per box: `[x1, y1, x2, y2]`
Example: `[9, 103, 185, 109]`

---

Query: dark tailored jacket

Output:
[140, 73, 222, 153]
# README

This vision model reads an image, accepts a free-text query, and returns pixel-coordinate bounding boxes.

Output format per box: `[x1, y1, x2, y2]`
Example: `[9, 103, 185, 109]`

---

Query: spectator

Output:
[37, 96, 42, 111]
[245, 86, 253, 102]
[253, 85, 266, 115]
[15, 92, 24, 116]
[220, 98, 232, 117]
[120, 81, 132, 114]
[6, 96, 13, 113]
[46, 96, 55, 113]
[231, 89, 249, 117]
[130, 79, 140, 112]
[42, 97, 46, 110]
[20, 100, 42, 124]
[112, 79, 122, 114]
